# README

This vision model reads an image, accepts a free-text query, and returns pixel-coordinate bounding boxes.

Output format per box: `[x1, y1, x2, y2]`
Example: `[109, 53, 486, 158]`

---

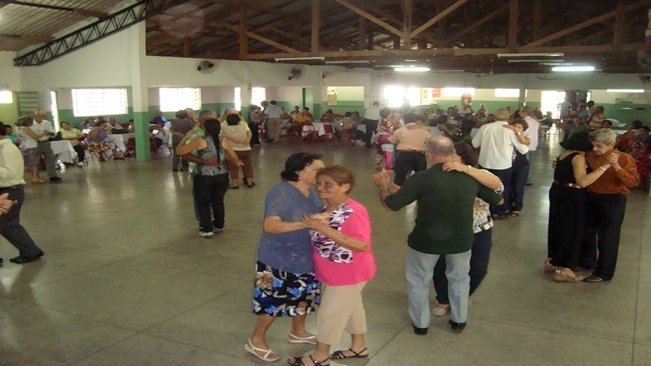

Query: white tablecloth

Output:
[108, 133, 135, 152]
[310, 122, 328, 136]
[49, 140, 77, 163]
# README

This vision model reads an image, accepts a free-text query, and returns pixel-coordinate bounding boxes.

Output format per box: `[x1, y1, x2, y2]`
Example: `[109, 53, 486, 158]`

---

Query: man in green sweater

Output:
[373, 136, 501, 334]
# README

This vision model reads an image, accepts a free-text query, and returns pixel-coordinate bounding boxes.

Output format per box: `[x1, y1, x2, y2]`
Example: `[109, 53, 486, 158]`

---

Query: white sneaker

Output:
[432, 304, 450, 316]
[198, 231, 214, 238]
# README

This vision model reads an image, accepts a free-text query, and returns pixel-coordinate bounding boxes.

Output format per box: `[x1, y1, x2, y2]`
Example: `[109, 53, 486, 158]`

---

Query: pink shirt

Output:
[312, 198, 377, 286]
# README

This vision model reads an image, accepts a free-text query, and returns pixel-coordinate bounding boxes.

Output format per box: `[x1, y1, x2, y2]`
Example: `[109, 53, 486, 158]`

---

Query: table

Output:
[108, 133, 135, 152]
[49, 140, 77, 163]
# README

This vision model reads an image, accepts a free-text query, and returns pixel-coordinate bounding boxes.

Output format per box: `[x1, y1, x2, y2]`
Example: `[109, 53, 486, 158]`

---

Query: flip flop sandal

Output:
[331, 347, 369, 360]
[243, 339, 280, 362]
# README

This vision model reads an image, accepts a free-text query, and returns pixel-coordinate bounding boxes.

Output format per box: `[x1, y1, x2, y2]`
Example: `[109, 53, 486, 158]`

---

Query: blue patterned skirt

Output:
[251, 261, 320, 317]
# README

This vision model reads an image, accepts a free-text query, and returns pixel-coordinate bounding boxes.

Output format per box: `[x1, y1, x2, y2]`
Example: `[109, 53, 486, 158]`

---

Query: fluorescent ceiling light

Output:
[324, 60, 370, 64]
[274, 56, 325, 61]
[606, 89, 645, 93]
[551, 65, 595, 72]
[498, 53, 563, 58]
[508, 59, 565, 63]
[431, 70, 465, 73]
[393, 66, 431, 72]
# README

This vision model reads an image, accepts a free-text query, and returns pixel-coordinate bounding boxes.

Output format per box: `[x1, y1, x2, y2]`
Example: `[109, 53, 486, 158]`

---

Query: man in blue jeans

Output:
[374, 136, 501, 334]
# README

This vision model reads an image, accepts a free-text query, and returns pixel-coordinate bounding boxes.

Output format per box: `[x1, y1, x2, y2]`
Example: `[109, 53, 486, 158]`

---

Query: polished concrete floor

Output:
[1, 134, 650, 366]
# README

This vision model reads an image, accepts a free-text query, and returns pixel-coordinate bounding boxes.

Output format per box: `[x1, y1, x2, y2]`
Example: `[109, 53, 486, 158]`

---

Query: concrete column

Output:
[518, 88, 526, 108]
[130, 23, 151, 161]
[239, 84, 252, 119]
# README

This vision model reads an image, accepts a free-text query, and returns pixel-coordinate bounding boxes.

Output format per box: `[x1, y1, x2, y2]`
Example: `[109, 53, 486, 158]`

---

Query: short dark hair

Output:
[379, 108, 391, 119]
[509, 117, 529, 131]
[631, 120, 643, 129]
[280, 153, 322, 182]
[403, 113, 418, 123]
[0, 121, 6, 136]
[176, 110, 188, 119]
[561, 130, 593, 151]
[454, 141, 478, 167]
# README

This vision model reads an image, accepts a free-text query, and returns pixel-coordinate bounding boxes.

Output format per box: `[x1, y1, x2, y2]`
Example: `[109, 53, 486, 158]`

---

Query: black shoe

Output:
[49, 177, 62, 182]
[448, 320, 466, 333]
[10, 252, 44, 264]
[172, 169, 179, 172]
[412, 324, 428, 335]
[0, 257, 3, 267]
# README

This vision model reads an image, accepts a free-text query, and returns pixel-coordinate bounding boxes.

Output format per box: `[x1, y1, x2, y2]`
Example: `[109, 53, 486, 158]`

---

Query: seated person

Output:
[151, 111, 168, 127]
[59, 121, 86, 166]
[149, 123, 168, 152]
[342, 111, 364, 143]
[294, 107, 313, 125]
[3, 125, 20, 145]
[108, 117, 125, 133]
[86, 120, 121, 160]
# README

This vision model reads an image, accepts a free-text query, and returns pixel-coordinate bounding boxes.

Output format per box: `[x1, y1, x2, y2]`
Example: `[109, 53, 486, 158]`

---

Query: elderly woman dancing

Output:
[580, 129, 639, 282]
[246, 153, 325, 363]
[288, 165, 376, 366]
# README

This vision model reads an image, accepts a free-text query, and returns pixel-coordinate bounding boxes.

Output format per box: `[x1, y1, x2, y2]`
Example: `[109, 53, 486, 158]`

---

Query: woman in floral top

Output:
[288, 166, 376, 366]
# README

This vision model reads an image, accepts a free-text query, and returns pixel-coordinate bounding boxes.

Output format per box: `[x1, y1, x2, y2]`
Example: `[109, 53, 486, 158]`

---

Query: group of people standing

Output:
[243, 133, 506, 365]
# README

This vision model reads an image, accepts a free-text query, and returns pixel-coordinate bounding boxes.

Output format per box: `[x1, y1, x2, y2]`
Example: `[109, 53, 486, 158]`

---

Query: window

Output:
[495, 88, 520, 98]
[159, 87, 201, 112]
[383, 86, 421, 108]
[251, 87, 266, 108]
[442, 87, 475, 97]
[234, 87, 266, 111]
[72, 88, 128, 117]
[0, 90, 12, 104]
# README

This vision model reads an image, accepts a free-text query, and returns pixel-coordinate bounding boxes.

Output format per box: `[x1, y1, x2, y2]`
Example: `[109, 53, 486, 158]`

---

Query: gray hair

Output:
[426, 136, 456, 157]
[590, 128, 617, 145]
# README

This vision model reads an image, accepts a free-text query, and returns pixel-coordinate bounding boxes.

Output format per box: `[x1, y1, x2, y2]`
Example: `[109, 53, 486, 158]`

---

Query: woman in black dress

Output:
[546, 131, 611, 282]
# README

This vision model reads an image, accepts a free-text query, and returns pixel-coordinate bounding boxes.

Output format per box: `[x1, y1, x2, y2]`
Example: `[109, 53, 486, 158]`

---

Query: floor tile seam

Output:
[1, 258, 128, 291]
[1, 296, 143, 332]
[631, 203, 647, 363]
[122, 257, 253, 279]
[132, 331, 253, 361]
[137, 285, 246, 334]
[63, 331, 142, 365]
[471, 316, 637, 344]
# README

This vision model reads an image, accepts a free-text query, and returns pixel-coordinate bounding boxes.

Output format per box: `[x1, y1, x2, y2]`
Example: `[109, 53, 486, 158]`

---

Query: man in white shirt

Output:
[363, 101, 381, 148]
[520, 107, 540, 185]
[31, 111, 61, 182]
[0, 122, 45, 265]
[471, 108, 529, 219]
[263, 100, 283, 143]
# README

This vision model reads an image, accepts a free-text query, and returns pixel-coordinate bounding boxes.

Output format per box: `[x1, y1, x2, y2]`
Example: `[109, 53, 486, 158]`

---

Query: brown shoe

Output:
[551, 268, 583, 283]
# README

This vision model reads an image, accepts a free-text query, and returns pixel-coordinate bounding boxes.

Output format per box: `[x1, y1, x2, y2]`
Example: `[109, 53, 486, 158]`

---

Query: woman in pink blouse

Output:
[288, 165, 376, 366]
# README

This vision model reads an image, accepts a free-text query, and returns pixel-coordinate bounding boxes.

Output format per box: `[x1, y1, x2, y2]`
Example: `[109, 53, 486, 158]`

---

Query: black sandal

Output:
[331, 347, 369, 360]
[287, 355, 329, 366]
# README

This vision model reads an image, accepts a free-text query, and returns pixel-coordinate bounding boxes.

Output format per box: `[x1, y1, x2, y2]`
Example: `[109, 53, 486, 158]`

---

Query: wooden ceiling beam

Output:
[231, 43, 642, 61]
[239, 4, 248, 57]
[0, 33, 54, 43]
[219, 21, 301, 54]
[508, 0, 518, 47]
[448, 2, 509, 44]
[402, 0, 412, 49]
[523, 0, 649, 48]
[312, 0, 320, 52]
[410, 0, 469, 38]
[333, 0, 403, 38]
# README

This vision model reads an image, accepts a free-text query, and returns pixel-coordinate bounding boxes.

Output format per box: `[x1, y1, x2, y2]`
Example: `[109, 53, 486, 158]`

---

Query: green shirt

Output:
[385, 164, 501, 254]
[185, 125, 204, 173]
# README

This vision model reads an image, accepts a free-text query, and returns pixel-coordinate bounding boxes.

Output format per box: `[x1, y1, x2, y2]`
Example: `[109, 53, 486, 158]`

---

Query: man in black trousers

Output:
[0, 122, 44, 266]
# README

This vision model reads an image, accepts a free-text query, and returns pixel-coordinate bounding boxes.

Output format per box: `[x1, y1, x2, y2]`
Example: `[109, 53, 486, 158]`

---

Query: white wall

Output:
[5, 22, 649, 111]
[0, 52, 22, 90]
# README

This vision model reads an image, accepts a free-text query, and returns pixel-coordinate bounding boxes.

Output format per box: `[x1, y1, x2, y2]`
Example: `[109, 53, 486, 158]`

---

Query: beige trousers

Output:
[316, 281, 368, 345]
